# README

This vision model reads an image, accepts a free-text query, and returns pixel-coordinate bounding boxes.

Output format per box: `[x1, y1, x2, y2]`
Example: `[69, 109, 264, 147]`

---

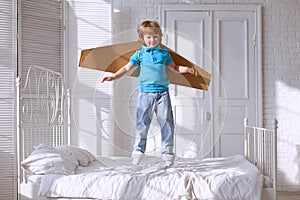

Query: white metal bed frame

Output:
[244, 118, 278, 200]
[17, 66, 277, 200]
[16, 65, 70, 187]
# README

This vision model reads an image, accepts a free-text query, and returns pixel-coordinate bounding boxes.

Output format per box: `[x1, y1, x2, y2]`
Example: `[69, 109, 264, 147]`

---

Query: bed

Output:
[17, 66, 277, 200]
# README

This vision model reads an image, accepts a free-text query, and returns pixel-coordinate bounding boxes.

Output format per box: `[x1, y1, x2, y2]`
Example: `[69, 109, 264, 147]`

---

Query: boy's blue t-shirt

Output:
[129, 45, 173, 92]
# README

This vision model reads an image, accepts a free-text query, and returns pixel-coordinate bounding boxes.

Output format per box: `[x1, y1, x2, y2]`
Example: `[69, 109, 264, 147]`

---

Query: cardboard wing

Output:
[79, 41, 211, 90]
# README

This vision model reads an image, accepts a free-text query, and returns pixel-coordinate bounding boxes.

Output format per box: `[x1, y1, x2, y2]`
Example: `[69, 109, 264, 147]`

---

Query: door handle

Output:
[205, 112, 211, 121]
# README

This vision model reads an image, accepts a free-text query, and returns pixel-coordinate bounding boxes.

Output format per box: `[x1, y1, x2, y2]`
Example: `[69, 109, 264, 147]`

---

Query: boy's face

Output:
[143, 33, 160, 48]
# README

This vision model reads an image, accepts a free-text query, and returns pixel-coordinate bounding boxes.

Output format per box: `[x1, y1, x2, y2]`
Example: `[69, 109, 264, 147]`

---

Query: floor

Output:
[277, 192, 300, 200]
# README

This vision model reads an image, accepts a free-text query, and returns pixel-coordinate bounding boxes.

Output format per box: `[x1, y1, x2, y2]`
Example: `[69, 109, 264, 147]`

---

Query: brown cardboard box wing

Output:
[79, 41, 211, 90]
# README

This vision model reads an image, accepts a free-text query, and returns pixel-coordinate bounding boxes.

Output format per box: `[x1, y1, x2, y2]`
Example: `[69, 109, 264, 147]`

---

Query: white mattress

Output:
[38, 155, 263, 200]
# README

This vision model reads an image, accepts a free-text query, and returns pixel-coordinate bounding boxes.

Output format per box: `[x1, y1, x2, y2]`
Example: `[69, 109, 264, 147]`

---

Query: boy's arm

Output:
[167, 61, 198, 77]
[101, 62, 134, 83]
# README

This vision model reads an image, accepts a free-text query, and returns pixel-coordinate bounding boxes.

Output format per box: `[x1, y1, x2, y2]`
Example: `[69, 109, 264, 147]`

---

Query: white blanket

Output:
[38, 155, 263, 200]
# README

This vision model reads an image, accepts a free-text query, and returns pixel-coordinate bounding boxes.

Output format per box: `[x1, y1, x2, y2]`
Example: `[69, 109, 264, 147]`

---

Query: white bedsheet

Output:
[38, 155, 263, 200]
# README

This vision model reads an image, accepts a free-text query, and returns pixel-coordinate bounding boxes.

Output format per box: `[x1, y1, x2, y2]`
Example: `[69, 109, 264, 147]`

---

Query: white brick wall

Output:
[262, 0, 300, 192]
[112, 0, 300, 192]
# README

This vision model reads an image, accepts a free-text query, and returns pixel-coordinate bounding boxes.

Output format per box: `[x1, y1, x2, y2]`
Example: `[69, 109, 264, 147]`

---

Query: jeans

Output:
[133, 91, 175, 160]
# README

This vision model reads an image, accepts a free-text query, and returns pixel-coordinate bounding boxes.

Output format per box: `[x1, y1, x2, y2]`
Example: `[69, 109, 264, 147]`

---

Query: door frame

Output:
[159, 4, 263, 156]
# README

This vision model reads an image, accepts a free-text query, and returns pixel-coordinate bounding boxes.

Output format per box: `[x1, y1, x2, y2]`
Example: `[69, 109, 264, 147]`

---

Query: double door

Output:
[161, 5, 262, 157]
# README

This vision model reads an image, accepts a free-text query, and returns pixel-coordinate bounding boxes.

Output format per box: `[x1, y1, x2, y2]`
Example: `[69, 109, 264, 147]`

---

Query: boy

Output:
[101, 20, 198, 166]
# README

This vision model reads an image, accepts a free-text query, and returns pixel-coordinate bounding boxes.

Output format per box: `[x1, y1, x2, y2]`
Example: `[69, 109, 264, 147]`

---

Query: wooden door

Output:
[213, 10, 257, 157]
[164, 11, 213, 158]
[161, 5, 261, 157]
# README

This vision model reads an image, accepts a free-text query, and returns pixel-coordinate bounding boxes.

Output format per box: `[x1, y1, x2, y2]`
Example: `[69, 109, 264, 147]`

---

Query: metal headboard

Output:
[16, 65, 70, 183]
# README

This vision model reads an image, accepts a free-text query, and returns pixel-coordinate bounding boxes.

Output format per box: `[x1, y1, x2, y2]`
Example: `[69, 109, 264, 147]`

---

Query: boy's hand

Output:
[188, 68, 198, 77]
[101, 76, 114, 83]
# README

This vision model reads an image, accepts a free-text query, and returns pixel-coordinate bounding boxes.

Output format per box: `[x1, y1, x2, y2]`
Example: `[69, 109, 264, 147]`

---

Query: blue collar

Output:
[142, 44, 161, 52]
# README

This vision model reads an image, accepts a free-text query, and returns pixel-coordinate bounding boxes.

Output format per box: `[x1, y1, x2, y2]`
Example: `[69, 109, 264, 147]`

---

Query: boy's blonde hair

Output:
[137, 21, 163, 42]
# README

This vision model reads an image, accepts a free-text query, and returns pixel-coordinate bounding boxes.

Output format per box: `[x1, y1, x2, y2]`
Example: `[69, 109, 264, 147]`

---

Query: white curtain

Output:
[65, 0, 113, 157]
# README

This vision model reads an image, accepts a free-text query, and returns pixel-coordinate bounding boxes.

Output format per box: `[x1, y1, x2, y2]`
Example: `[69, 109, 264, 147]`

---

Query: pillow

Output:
[21, 144, 79, 175]
[55, 145, 96, 166]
